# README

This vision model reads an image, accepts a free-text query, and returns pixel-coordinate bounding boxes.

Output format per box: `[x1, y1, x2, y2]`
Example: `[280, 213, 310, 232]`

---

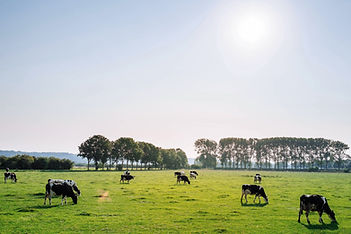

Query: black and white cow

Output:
[123, 170, 130, 175]
[120, 174, 134, 183]
[44, 182, 78, 205]
[298, 194, 336, 224]
[177, 175, 190, 184]
[190, 170, 198, 176]
[4, 170, 17, 183]
[190, 172, 197, 179]
[254, 174, 261, 183]
[174, 171, 185, 177]
[241, 184, 268, 204]
[48, 179, 81, 196]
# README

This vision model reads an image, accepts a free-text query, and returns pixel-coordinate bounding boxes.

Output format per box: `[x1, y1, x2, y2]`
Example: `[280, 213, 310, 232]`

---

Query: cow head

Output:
[71, 194, 78, 204]
[260, 187, 268, 203]
[328, 210, 336, 222]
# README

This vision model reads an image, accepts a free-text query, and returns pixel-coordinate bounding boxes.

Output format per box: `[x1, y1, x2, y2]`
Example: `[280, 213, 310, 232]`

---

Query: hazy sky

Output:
[1, 0, 350, 158]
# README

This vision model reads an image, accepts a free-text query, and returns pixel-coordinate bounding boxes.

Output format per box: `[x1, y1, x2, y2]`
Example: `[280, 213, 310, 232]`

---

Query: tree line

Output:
[195, 137, 350, 170]
[0, 155, 74, 170]
[78, 135, 189, 170]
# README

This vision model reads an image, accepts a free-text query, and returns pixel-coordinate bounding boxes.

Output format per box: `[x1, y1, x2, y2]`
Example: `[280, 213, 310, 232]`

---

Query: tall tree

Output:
[78, 135, 110, 170]
[114, 137, 139, 170]
[194, 138, 217, 168]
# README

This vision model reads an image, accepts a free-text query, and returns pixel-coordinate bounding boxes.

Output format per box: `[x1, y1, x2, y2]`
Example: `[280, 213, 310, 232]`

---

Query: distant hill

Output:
[0, 150, 87, 164]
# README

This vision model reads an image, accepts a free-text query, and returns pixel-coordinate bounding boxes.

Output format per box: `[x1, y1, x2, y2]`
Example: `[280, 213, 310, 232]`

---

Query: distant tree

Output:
[331, 141, 350, 170]
[194, 138, 217, 168]
[0, 155, 7, 169]
[78, 135, 110, 170]
[32, 157, 49, 169]
[60, 159, 74, 170]
[113, 137, 139, 170]
[175, 148, 188, 169]
[78, 141, 93, 170]
[16, 155, 35, 169]
[48, 157, 61, 169]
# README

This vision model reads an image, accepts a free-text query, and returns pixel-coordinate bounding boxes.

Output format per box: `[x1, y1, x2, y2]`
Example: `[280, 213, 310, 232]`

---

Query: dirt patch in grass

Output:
[97, 190, 111, 202]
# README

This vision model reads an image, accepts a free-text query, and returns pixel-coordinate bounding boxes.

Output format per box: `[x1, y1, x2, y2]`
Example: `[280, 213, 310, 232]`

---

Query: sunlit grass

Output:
[0, 170, 350, 233]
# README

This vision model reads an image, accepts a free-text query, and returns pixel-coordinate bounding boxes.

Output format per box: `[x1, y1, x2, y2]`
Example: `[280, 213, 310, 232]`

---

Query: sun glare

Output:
[237, 17, 267, 43]
[234, 11, 272, 48]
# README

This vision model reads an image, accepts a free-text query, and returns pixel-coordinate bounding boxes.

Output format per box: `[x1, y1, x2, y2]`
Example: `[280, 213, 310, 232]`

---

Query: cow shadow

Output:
[29, 192, 45, 197]
[29, 205, 59, 209]
[301, 222, 339, 230]
[241, 202, 268, 207]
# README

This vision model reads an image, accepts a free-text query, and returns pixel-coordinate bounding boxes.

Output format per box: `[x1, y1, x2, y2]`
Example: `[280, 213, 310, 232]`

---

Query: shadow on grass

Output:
[29, 205, 59, 209]
[240, 202, 268, 207]
[301, 222, 339, 230]
[29, 192, 45, 197]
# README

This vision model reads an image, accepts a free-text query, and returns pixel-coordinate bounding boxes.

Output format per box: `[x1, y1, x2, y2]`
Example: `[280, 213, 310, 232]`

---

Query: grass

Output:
[0, 170, 350, 233]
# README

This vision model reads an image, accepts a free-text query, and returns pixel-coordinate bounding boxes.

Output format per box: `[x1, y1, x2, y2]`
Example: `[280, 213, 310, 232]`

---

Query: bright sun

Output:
[235, 12, 271, 47]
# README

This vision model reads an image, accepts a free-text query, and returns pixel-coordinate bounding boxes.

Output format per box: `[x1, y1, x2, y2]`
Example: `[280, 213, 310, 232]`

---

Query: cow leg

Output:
[253, 194, 257, 203]
[240, 192, 244, 203]
[258, 195, 261, 203]
[4, 177, 6, 183]
[44, 193, 48, 205]
[245, 193, 248, 203]
[318, 211, 324, 224]
[305, 211, 311, 224]
[298, 209, 303, 222]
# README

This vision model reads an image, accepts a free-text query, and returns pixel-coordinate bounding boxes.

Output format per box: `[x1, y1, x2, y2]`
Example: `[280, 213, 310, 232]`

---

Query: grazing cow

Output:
[190, 170, 198, 176]
[174, 171, 185, 177]
[123, 170, 130, 175]
[177, 175, 190, 184]
[298, 194, 336, 224]
[190, 172, 197, 179]
[4, 171, 17, 183]
[241, 184, 268, 204]
[254, 174, 262, 183]
[48, 179, 81, 196]
[44, 182, 78, 205]
[120, 174, 134, 183]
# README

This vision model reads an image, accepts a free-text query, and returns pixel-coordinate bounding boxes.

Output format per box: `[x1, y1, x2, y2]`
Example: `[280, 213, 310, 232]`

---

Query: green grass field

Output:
[1, 170, 350, 233]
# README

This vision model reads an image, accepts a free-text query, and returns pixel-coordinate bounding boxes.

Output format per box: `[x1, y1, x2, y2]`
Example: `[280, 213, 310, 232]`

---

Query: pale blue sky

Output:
[1, 0, 350, 157]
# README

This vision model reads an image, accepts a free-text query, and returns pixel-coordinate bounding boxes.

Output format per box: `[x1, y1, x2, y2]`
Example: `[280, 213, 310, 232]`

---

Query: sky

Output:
[1, 0, 350, 158]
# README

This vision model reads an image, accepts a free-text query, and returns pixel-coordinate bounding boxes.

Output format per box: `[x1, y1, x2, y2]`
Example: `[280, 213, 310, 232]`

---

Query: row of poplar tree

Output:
[78, 135, 188, 170]
[194, 137, 350, 170]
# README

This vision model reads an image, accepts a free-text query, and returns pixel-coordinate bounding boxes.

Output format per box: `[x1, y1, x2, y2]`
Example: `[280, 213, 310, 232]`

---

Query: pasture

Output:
[0, 170, 350, 233]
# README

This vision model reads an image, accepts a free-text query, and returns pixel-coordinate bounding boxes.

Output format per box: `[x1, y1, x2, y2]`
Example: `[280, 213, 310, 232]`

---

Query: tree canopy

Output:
[78, 135, 188, 170]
